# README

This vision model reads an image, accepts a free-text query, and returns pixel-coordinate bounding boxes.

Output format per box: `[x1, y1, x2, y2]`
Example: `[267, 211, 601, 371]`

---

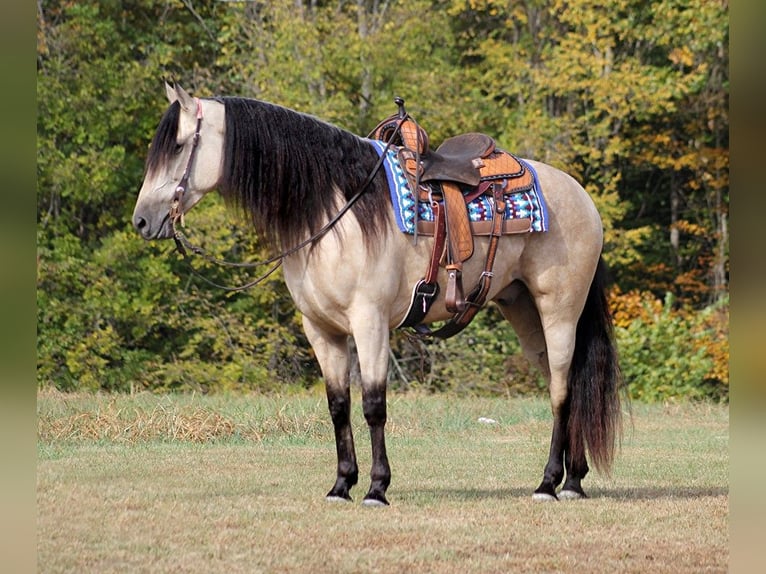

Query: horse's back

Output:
[524, 159, 602, 238]
[518, 160, 603, 285]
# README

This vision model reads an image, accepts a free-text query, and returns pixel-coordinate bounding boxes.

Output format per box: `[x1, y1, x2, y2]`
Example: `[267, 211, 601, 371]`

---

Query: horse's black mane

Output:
[216, 97, 390, 250]
[145, 97, 390, 250]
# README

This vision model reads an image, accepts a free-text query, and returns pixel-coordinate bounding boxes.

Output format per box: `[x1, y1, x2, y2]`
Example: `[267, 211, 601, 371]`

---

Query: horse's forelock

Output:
[145, 101, 181, 176]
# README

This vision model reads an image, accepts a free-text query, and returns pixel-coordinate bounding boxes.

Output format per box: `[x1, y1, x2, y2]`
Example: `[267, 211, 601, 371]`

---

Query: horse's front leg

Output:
[302, 316, 358, 502]
[352, 311, 392, 506]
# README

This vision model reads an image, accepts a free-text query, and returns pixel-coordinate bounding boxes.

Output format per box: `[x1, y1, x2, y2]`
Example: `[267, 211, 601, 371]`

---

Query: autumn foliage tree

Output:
[446, 0, 728, 302]
[37, 0, 728, 399]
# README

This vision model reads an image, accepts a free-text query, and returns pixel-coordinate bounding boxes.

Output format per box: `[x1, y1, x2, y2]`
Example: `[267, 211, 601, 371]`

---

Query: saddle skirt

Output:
[367, 138, 549, 236]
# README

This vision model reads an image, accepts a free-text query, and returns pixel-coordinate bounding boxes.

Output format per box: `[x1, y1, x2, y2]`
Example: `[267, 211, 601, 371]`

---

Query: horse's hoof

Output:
[362, 495, 389, 507]
[558, 489, 586, 500]
[532, 492, 558, 502]
[326, 495, 352, 504]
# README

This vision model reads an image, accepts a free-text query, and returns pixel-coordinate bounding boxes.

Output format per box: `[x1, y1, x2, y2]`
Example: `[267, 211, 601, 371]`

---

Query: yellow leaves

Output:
[508, 2, 529, 25]
[584, 22, 602, 45]
[65, 324, 120, 392]
[672, 220, 707, 237]
[672, 151, 700, 171]
[603, 225, 654, 270]
[609, 287, 663, 329]
[669, 46, 695, 68]
[698, 307, 729, 386]
[462, 0, 501, 12]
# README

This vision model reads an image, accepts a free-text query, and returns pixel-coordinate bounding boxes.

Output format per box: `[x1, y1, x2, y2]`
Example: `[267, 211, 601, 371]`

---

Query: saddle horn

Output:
[394, 96, 407, 119]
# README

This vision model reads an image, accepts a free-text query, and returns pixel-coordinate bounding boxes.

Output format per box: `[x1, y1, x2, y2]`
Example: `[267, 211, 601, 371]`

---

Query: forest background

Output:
[36, 0, 729, 401]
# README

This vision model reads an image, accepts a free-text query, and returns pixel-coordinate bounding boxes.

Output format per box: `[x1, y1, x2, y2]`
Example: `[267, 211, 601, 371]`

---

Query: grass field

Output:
[37, 389, 729, 573]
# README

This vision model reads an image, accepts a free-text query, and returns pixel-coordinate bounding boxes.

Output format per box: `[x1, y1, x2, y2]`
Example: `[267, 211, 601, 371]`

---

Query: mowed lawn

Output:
[37, 390, 728, 573]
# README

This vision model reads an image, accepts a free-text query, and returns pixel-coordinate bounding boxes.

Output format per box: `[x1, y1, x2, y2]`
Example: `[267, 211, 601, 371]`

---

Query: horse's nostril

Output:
[134, 216, 147, 230]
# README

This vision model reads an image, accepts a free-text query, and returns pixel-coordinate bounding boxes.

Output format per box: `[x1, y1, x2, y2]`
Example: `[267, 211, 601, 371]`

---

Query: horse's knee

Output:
[327, 388, 351, 427]
[362, 388, 387, 427]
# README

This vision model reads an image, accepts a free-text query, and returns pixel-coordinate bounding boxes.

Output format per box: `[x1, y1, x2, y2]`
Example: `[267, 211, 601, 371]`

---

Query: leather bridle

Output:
[168, 98, 204, 229]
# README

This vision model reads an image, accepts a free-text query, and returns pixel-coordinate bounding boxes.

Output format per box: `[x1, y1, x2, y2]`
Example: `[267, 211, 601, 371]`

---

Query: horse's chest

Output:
[282, 257, 358, 329]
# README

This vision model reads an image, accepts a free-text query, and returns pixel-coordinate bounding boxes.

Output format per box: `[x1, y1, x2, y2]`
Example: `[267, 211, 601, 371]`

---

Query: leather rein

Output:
[168, 98, 403, 292]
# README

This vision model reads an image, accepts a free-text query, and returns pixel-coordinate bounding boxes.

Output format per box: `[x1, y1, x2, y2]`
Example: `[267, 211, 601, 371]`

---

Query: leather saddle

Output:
[369, 98, 535, 337]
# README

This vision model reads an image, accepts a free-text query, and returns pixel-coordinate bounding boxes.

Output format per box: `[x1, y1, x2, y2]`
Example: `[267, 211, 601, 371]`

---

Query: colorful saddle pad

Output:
[368, 139, 549, 235]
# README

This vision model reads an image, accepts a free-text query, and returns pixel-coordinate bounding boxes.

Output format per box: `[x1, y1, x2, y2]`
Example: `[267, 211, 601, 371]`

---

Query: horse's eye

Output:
[174, 143, 184, 155]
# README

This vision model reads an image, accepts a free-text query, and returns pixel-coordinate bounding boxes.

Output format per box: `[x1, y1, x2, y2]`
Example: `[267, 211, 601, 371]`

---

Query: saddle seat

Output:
[421, 133, 495, 186]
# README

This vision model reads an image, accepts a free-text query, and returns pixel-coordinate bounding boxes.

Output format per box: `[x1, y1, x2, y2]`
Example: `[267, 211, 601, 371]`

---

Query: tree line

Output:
[36, 0, 728, 400]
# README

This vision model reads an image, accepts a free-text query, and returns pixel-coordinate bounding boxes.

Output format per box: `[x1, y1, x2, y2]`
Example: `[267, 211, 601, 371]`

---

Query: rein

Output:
[169, 98, 405, 292]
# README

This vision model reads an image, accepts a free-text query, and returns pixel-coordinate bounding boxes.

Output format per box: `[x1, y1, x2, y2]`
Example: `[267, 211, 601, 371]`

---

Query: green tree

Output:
[446, 0, 728, 304]
[213, 0, 480, 138]
[37, 0, 728, 397]
[37, 1, 313, 392]
[624, 0, 729, 304]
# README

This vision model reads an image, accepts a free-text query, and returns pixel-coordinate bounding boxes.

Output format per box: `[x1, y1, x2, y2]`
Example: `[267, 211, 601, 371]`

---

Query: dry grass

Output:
[37, 388, 332, 444]
[38, 390, 728, 573]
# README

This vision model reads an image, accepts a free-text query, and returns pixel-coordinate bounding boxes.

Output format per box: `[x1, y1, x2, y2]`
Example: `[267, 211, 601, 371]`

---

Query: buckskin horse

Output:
[132, 83, 622, 506]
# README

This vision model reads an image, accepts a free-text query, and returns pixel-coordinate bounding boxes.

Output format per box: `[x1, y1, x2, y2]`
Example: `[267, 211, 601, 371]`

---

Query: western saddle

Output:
[370, 98, 535, 338]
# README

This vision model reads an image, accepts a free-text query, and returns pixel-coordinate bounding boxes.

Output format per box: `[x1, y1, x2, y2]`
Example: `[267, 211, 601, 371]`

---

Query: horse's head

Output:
[132, 83, 225, 240]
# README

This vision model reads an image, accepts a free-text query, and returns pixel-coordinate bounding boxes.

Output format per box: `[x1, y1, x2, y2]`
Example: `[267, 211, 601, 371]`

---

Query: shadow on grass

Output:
[398, 487, 530, 502]
[398, 486, 728, 502]
[592, 486, 728, 500]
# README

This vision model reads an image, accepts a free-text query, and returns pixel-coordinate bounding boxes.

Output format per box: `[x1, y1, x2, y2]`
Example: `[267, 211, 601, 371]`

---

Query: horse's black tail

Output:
[567, 256, 624, 475]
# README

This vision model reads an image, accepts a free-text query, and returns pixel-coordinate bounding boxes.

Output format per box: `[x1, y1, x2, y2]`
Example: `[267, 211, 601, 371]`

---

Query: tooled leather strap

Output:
[442, 182, 474, 312]
[425, 199, 446, 284]
[427, 180, 507, 339]
[441, 182, 474, 262]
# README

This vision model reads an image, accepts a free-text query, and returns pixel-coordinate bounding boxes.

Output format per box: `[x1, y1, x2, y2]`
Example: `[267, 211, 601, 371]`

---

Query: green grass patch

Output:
[38, 390, 728, 573]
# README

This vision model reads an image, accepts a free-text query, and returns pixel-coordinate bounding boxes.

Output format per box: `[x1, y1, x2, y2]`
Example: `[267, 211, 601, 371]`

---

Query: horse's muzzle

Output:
[132, 211, 172, 240]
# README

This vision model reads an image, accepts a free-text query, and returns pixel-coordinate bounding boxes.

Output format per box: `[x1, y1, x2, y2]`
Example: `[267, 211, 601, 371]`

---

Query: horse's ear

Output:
[165, 81, 177, 104]
[173, 84, 196, 113]
[164, 81, 195, 111]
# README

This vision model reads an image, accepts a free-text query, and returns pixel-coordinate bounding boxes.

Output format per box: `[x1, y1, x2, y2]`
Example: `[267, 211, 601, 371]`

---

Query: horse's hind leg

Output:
[494, 282, 587, 500]
[533, 293, 591, 501]
[559, 436, 589, 499]
[303, 316, 358, 502]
